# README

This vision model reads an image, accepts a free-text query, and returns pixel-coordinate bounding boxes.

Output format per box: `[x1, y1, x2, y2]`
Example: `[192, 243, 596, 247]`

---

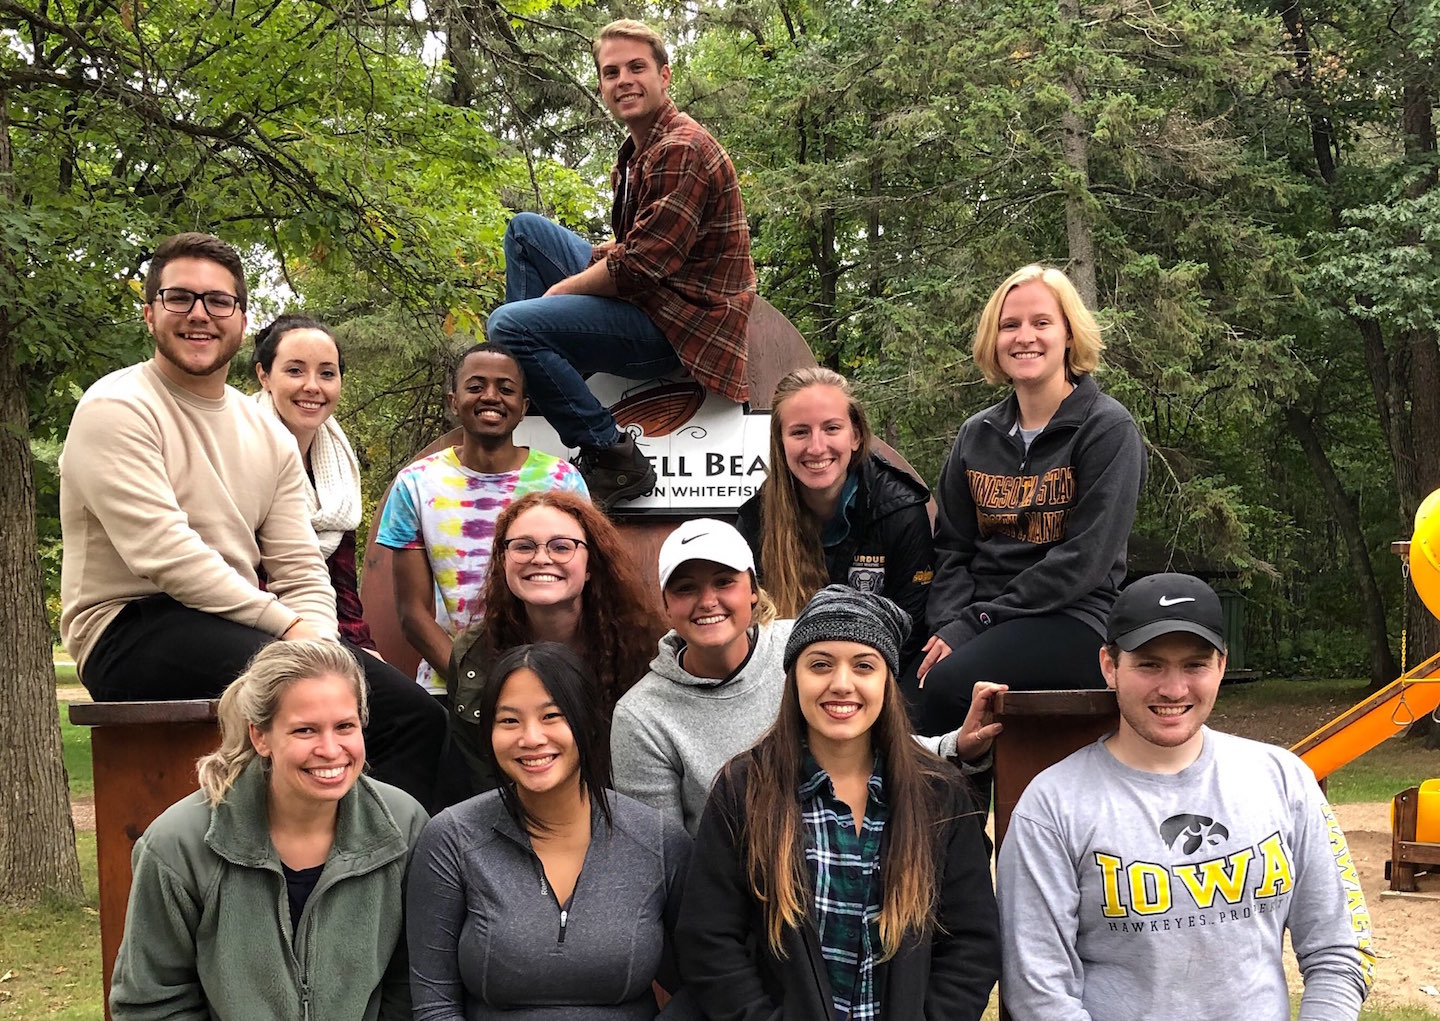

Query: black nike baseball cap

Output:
[1106, 573, 1226, 653]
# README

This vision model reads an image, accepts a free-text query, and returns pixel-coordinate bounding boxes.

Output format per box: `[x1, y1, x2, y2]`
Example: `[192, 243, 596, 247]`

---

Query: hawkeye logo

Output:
[1160, 813, 1229, 854]
[1094, 817, 1294, 925]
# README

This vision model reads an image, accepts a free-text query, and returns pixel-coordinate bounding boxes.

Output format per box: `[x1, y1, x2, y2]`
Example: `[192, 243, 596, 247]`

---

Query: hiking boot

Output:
[573, 435, 656, 512]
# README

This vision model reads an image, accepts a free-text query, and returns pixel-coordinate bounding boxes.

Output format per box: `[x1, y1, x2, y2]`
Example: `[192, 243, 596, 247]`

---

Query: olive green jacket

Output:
[110, 757, 428, 1021]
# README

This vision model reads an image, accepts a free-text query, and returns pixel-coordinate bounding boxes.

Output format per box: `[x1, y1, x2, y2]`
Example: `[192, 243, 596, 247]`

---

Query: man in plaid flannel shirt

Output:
[486, 19, 756, 511]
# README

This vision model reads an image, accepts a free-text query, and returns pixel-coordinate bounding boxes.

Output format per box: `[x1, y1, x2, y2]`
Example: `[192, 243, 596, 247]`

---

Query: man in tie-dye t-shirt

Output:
[376, 342, 588, 695]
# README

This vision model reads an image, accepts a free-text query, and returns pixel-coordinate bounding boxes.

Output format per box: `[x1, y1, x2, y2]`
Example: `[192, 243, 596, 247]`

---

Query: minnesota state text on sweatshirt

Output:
[926, 374, 1145, 647]
[997, 729, 1375, 1021]
[60, 361, 338, 673]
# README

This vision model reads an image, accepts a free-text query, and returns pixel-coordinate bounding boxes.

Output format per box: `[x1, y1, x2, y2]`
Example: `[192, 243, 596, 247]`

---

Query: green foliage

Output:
[1312, 188, 1440, 330]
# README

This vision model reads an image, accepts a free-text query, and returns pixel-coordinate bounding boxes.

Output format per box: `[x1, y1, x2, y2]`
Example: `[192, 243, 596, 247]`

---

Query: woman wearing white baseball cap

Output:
[610, 519, 793, 835]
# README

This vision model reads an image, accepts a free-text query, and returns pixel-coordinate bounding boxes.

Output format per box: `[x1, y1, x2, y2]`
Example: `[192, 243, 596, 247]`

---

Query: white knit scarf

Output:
[254, 390, 362, 558]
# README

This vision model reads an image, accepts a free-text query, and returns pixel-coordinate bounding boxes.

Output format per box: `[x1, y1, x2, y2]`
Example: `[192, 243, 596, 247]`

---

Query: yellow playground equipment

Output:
[1290, 489, 1440, 891]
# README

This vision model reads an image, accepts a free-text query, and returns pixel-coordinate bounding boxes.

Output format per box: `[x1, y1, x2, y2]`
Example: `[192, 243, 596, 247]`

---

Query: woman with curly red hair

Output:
[448, 490, 665, 790]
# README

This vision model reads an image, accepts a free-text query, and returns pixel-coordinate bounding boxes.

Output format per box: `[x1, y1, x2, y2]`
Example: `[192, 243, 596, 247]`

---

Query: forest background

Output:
[1, 0, 1437, 901]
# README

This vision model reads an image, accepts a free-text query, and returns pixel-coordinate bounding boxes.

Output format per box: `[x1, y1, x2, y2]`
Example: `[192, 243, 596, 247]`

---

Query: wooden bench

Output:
[993, 689, 1119, 1021]
[1388, 785, 1440, 893]
[68, 700, 220, 1019]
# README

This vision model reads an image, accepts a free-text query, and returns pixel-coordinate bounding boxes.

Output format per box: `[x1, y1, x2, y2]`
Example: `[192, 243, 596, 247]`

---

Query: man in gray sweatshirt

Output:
[997, 573, 1375, 1021]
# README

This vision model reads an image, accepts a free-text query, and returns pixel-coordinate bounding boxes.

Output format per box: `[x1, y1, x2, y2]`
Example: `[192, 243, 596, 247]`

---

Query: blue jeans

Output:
[488, 212, 681, 449]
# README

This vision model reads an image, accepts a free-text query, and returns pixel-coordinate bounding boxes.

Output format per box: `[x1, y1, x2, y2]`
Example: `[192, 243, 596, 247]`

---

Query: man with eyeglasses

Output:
[375, 341, 587, 701]
[59, 232, 449, 807]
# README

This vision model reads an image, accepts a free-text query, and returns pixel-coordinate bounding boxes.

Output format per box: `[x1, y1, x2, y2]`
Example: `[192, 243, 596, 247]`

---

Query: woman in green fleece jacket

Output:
[109, 640, 429, 1021]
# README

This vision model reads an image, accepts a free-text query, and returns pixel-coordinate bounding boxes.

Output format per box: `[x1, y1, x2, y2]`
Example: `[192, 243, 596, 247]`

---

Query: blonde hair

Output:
[971, 264, 1103, 385]
[195, 641, 368, 807]
[592, 20, 669, 72]
[662, 569, 779, 627]
[758, 368, 873, 617]
[753, 581, 779, 626]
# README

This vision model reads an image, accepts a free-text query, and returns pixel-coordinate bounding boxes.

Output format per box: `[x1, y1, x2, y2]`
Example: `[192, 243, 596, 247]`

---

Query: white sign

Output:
[513, 371, 771, 514]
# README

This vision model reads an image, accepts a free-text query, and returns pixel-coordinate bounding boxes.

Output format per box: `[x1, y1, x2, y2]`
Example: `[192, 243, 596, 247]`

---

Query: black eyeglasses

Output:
[153, 288, 242, 318]
[502, 537, 587, 563]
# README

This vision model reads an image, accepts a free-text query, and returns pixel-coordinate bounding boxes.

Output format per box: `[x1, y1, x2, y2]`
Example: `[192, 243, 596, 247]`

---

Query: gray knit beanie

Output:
[783, 585, 912, 677]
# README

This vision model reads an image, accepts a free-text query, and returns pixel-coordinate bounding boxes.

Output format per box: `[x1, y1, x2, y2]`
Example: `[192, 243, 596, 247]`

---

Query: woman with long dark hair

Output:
[676, 586, 1000, 1019]
[408, 642, 691, 1018]
[252, 314, 373, 649]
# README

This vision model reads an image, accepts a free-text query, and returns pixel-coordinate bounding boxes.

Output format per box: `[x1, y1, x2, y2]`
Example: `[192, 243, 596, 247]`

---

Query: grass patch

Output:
[1362, 1007, 1440, 1020]
[52, 662, 77, 687]
[0, 833, 102, 1020]
[58, 708, 93, 800]
[1330, 742, 1440, 804]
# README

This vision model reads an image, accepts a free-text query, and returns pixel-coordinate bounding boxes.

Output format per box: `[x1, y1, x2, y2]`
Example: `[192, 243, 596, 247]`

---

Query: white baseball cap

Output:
[657, 518, 756, 589]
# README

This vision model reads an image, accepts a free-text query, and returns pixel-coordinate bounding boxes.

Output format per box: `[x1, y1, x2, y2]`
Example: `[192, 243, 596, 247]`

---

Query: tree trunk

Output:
[444, 0, 476, 108]
[1398, 72, 1440, 743]
[866, 115, 883, 303]
[1284, 409, 1399, 688]
[807, 117, 840, 360]
[1058, 0, 1096, 308]
[0, 87, 84, 906]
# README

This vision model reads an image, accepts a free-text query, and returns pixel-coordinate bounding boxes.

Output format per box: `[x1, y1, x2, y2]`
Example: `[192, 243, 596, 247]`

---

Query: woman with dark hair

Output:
[407, 643, 692, 1019]
[918, 265, 1145, 737]
[251, 314, 372, 649]
[111, 641, 428, 1020]
[736, 366, 933, 679]
[448, 490, 665, 788]
[676, 587, 1000, 1020]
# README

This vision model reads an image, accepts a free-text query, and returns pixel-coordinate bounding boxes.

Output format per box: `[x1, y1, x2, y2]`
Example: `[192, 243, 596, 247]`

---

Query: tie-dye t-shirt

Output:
[375, 446, 588, 692]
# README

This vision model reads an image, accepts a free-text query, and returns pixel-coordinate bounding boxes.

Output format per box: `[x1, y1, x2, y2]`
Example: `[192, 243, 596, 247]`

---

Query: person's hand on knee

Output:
[917, 634, 952, 685]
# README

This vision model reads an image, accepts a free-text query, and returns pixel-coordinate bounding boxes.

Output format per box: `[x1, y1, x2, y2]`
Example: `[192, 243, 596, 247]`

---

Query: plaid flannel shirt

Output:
[800, 752, 888, 1021]
[603, 99, 756, 403]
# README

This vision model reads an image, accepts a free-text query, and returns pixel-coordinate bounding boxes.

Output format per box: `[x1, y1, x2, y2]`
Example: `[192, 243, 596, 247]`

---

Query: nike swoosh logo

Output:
[680, 533, 706, 544]
[1158, 596, 1196, 606]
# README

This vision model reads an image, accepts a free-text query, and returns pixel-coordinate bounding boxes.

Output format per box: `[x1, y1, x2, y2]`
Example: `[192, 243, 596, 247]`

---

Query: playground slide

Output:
[1291, 649, 1440, 781]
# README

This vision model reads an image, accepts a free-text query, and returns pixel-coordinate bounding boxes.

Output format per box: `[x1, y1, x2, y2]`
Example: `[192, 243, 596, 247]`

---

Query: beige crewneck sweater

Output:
[60, 360, 339, 675]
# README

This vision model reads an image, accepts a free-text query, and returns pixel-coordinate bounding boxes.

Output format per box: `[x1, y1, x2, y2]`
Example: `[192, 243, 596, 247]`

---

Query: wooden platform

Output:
[1388, 784, 1440, 893]
[68, 700, 220, 1019]
[993, 689, 1119, 1021]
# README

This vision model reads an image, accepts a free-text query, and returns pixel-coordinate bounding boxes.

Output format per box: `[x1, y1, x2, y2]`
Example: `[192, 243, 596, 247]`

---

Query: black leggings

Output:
[914, 613, 1106, 735]
[83, 594, 451, 809]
